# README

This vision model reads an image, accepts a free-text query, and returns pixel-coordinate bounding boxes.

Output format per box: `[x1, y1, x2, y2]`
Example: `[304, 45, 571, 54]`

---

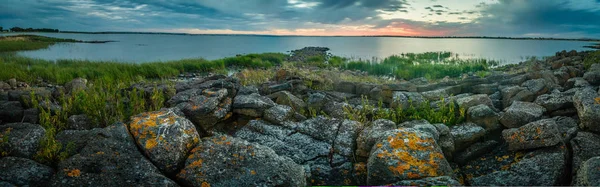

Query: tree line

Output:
[0, 26, 59, 32]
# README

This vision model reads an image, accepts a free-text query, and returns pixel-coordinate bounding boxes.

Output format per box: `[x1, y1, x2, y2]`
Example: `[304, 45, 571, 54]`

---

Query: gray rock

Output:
[499, 101, 546, 128]
[456, 94, 495, 112]
[321, 101, 350, 119]
[233, 92, 277, 117]
[391, 91, 426, 109]
[502, 119, 562, 151]
[367, 128, 452, 185]
[0, 101, 23, 124]
[500, 86, 535, 108]
[583, 64, 600, 85]
[565, 77, 591, 89]
[421, 86, 462, 101]
[334, 81, 356, 94]
[0, 81, 11, 90]
[172, 88, 233, 132]
[454, 140, 499, 165]
[0, 123, 45, 159]
[571, 132, 600, 180]
[50, 123, 177, 186]
[7, 79, 17, 88]
[238, 85, 259, 95]
[392, 176, 461, 186]
[356, 119, 397, 158]
[264, 105, 294, 125]
[469, 146, 567, 186]
[176, 134, 306, 187]
[467, 104, 500, 131]
[521, 78, 552, 96]
[0, 157, 54, 186]
[534, 90, 575, 113]
[306, 92, 327, 110]
[574, 156, 600, 186]
[450, 123, 486, 151]
[573, 87, 600, 132]
[55, 129, 101, 157]
[128, 108, 200, 174]
[272, 91, 306, 111]
[472, 83, 499, 94]
[64, 77, 87, 94]
[22, 108, 38, 124]
[67, 114, 92, 130]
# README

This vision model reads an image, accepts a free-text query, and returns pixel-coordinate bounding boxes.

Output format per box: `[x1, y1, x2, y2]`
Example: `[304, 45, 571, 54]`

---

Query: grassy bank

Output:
[0, 35, 80, 52]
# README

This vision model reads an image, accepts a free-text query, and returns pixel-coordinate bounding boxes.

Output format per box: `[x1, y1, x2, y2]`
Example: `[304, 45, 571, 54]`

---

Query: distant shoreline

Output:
[3, 31, 600, 42]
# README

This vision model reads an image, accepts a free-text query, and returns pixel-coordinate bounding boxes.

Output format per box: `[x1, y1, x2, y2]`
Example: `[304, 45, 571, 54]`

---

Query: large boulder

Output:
[176, 134, 306, 187]
[501, 86, 535, 108]
[0, 123, 45, 159]
[521, 78, 552, 96]
[235, 118, 361, 185]
[356, 119, 397, 158]
[0, 157, 54, 186]
[367, 128, 452, 185]
[502, 119, 562, 151]
[574, 156, 600, 186]
[233, 93, 276, 117]
[128, 108, 200, 174]
[271, 91, 306, 111]
[472, 83, 499, 95]
[171, 88, 233, 132]
[583, 63, 600, 85]
[0, 101, 24, 124]
[263, 105, 294, 125]
[565, 77, 590, 89]
[450, 123, 486, 151]
[466, 104, 500, 131]
[499, 101, 546, 128]
[573, 87, 600, 132]
[456, 94, 495, 111]
[50, 123, 177, 186]
[534, 89, 576, 114]
[571, 132, 600, 181]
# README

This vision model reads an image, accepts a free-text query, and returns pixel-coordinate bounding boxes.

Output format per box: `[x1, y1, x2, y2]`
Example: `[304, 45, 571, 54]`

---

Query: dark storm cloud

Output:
[0, 0, 599, 37]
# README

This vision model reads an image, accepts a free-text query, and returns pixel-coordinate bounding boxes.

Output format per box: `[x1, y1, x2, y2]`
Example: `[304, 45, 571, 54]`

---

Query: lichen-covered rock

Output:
[321, 101, 350, 119]
[128, 108, 200, 174]
[466, 146, 567, 186]
[391, 91, 426, 109]
[392, 176, 461, 186]
[454, 140, 499, 165]
[502, 119, 561, 151]
[574, 156, 600, 186]
[176, 134, 306, 187]
[0, 123, 45, 159]
[306, 92, 327, 110]
[433, 123, 455, 159]
[521, 78, 552, 96]
[534, 89, 575, 113]
[264, 105, 293, 125]
[450, 123, 486, 151]
[466, 104, 500, 131]
[499, 101, 546, 128]
[583, 63, 600, 85]
[271, 91, 306, 111]
[50, 123, 177, 186]
[573, 87, 600, 132]
[356, 119, 397, 158]
[0, 157, 54, 186]
[456, 94, 495, 111]
[571, 132, 600, 180]
[238, 85, 259, 95]
[501, 86, 535, 108]
[367, 128, 452, 185]
[233, 93, 276, 117]
[172, 88, 233, 132]
[565, 77, 590, 89]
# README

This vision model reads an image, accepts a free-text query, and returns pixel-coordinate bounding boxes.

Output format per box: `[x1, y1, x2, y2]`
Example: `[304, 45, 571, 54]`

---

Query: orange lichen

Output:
[595, 97, 600, 104]
[145, 138, 158, 149]
[250, 170, 256, 175]
[65, 169, 81, 177]
[379, 130, 444, 178]
[201, 182, 210, 187]
[190, 159, 203, 168]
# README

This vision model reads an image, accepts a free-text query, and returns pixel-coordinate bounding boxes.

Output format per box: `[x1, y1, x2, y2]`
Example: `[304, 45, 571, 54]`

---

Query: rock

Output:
[583, 64, 600, 85]
[321, 101, 349, 119]
[574, 156, 600, 186]
[472, 83, 499, 94]
[456, 94, 495, 111]
[306, 92, 327, 110]
[466, 146, 567, 186]
[356, 83, 376, 96]
[0, 101, 23, 124]
[21, 108, 38, 124]
[499, 101, 546, 128]
[0, 123, 45, 159]
[50, 123, 177, 186]
[175, 88, 233, 132]
[356, 119, 397, 158]
[0, 157, 54, 186]
[233, 93, 276, 117]
[502, 119, 562, 151]
[467, 104, 500, 131]
[264, 105, 294, 125]
[392, 176, 461, 186]
[0, 81, 10, 90]
[238, 85, 259, 95]
[521, 78, 552, 96]
[367, 128, 452, 185]
[534, 90, 575, 113]
[501, 86, 535, 108]
[450, 123, 486, 151]
[433, 123, 455, 159]
[391, 91, 426, 109]
[409, 77, 429, 85]
[421, 86, 462, 101]
[128, 108, 200, 174]
[64, 77, 87, 94]
[176, 134, 306, 187]
[334, 81, 356, 94]
[571, 132, 600, 180]
[573, 87, 600, 132]
[55, 129, 100, 157]
[271, 91, 306, 111]
[454, 140, 499, 165]
[7, 79, 17, 88]
[67, 114, 92, 130]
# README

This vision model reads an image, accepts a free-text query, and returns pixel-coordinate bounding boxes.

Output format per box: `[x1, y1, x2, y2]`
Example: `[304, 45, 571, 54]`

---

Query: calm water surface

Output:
[1, 32, 595, 64]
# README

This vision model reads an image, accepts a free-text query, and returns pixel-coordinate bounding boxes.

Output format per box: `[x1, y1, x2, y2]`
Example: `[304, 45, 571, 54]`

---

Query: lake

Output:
[1, 32, 596, 64]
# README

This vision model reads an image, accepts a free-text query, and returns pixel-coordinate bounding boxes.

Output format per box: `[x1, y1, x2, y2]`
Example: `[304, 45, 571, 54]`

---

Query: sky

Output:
[1, 0, 600, 38]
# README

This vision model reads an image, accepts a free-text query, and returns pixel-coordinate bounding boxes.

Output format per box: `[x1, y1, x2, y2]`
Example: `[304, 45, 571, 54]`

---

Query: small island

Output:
[1, 35, 600, 186]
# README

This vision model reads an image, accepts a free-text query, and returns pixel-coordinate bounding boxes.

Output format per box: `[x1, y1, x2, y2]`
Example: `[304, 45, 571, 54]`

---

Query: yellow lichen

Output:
[250, 170, 256, 175]
[380, 130, 444, 178]
[65, 169, 81, 177]
[595, 97, 600, 104]
[145, 138, 158, 149]
[201, 182, 210, 187]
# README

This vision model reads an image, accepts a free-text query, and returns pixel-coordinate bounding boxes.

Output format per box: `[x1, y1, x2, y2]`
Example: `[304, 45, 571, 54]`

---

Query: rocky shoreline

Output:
[1, 50, 600, 186]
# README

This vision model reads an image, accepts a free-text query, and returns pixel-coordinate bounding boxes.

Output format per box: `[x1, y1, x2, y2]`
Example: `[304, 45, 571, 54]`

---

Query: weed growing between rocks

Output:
[0, 127, 10, 156]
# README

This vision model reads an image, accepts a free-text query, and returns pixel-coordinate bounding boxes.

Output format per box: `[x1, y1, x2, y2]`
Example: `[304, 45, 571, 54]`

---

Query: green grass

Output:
[0, 35, 79, 52]
[584, 50, 600, 69]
